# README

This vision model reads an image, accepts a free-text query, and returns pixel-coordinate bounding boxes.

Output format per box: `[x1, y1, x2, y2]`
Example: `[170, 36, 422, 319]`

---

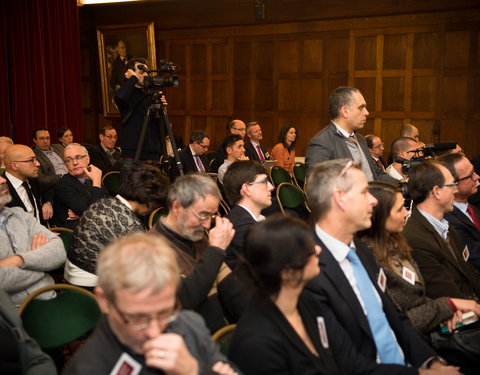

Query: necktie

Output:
[194, 154, 205, 172]
[376, 158, 385, 172]
[22, 181, 38, 218]
[347, 248, 404, 364]
[466, 205, 480, 231]
[256, 145, 265, 162]
[348, 134, 359, 146]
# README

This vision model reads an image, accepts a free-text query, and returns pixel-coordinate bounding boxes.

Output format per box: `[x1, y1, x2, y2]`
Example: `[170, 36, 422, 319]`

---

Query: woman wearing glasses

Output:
[228, 215, 339, 374]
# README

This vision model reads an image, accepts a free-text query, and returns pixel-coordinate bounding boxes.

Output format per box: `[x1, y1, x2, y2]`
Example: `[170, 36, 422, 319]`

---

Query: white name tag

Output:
[377, 267, 387, 292]
[110, 353, 141, 375]
[317, 316, 329, 349]
[463, 246, 470, 262]
[401, 266, 416, 285]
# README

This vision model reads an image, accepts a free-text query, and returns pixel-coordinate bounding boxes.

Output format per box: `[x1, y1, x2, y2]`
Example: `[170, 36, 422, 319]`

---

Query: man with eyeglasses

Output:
[89, 126, 123, 174]
[439, 153, 480, 271]
[64, 233, 239, 375]
[366, 134, 387, 171]
[177, 130, 211, 176]
[386, 137, 419, 181]
[52, 143, 108, 229]
[150, 174, 246, 333]
[3, 144, 53, 226]
[222, 160, 273, 270]
[32, 127, 67, 190]
[404, 160, 480, 301]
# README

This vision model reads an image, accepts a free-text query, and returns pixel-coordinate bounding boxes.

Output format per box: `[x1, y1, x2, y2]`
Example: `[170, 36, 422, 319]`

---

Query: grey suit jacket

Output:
[305, 123, 395, 182]
[32, 144, 64, 190]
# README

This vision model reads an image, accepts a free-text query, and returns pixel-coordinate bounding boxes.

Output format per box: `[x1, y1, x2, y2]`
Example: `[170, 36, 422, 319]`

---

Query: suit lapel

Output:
[4, 175, 27, 211]
[452, 206, 478, 233]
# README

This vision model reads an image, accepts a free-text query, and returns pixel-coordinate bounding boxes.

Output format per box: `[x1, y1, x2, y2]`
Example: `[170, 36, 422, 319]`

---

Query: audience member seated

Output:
[404, 161, 480, 300]
[64, 165, 169, 289]
[229, 215, 340, 374]
[305, 159, 458, 374]
[366, 134, 387, 171]
[359, 181, 480, 371]
[3, 144, 53, 226]
[0, 136, 13, 168]
[439, 153, 480, 270]
[400, 123, 420, 141]
[244, 121, 269, 163]
[52, 143, 108, 229]
[177, 130, 210, 176]
[150, 174, 246, 333]
[0, 175, 65, 306]
[386, 137, 418, 181]
[88, 126, 122, 174]
[54, 126, 73, 151]
[223, 160, 273, 270]
[271, 124, 297, 175]
[63, 233, 239, 375]
[215, 119, 246, 168]
[217, 134, 248, 184]
[32, 127, 67, 190]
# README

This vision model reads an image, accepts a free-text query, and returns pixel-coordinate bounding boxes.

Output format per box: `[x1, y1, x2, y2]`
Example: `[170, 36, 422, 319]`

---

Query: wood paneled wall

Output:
[79, 1, 480, 159]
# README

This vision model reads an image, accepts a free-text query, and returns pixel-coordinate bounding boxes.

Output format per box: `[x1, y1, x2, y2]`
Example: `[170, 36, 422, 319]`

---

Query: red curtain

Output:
[0, 0, 82, 145]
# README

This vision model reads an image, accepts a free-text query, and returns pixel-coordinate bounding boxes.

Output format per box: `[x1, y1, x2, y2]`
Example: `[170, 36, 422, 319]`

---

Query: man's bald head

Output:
[4, 144, 40, 180]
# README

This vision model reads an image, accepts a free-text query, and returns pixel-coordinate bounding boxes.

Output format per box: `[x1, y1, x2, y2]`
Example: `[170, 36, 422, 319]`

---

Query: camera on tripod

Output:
[138, 60, 179, 94]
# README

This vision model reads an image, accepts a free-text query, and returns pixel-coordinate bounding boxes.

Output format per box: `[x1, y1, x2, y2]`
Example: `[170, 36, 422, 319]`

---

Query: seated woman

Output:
[271, 124, 297, 175]
[228, 214, 339, 375]
[358, 182, 480, 368]
[56, 126, 73, 150]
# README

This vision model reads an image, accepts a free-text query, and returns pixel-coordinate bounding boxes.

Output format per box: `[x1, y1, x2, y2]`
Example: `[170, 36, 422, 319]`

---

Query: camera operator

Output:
[114, 58, 166, 178]
[386, 136, 419, 181]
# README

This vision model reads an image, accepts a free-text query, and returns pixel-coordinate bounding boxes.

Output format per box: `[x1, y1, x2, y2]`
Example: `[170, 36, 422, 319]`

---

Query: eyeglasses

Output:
[372, 143, 384, 149]
[36, 136, 50, 141]
[196, 143, 209, 149]
[13, 157, 38, 165]
[339, 160, 354, 177]
[64, 154, 87, 164]
[232, 127, 246, 132]
[440, 182, 458, 188]
[104, 135, 118, 140]
[189, 208, 216, 223]
[112, 300, 179, 331]
[456, 171, 476, 183]
[248, 179, 270, 186]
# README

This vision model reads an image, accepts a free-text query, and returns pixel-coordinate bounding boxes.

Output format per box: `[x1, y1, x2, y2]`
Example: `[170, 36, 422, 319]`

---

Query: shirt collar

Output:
[453, 201, 468, 215]
[315, 224, 354, 262]
[238, 204, 265, 222]
[116, 194, 133, 211]
[332, 122, 354, 138]
[418, 208, 449, 239]
[5, 171, 24, 189]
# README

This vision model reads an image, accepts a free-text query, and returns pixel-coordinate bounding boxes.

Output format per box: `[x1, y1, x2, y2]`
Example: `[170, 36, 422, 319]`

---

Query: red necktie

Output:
[194, 155, 205, 172]
[256, 145, 265, 162]
[466, 205, 480, 231]
[376, 158, 385, 172]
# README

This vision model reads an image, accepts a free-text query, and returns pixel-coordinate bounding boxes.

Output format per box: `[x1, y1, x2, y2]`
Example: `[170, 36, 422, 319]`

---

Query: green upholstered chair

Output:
[276, 182, 310, 220]
[269, 165, 292, 187]
[292, 162, 306, 189]
[212, 324, 236, 356]
[102, 170, 121, 195]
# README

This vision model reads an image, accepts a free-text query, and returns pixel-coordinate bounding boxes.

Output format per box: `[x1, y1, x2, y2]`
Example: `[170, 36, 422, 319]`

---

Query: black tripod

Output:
[133, 91, 184, 177]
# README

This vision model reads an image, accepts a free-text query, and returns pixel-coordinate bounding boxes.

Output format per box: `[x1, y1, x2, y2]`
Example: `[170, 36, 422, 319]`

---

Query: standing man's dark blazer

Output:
[404, 207, 480, 300]
[306, 237, 436, 375]
[32, 144, 64, 190]
[225, 205, 257, 270]
[445, 206, 480, 270]
[88, 145, 122, 174]
[52, 174, 108, 229]
[178, 147, 209, 174]
[244, 140, 268, 163]
[305, 123, 395, 182]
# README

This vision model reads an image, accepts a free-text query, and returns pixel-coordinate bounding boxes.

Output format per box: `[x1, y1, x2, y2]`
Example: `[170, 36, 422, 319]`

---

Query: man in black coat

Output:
[177, 130, 210, 175]
[88, 126, 122, 174]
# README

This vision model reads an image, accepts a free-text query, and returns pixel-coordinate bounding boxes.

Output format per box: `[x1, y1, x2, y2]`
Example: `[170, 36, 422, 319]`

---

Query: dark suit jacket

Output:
[88, 145, 122, 174]
[178, 146, 209, 174]
[445, 206, 480, 270]
[52, 174, 109, 229]
[32, 144, 64, 190]
[225, 205, 257, 270]
[305, 123, 395, 182]
[306, 237, 435, 374]
[244, 140, 268, 163]
[229, 294, 339, 375]
[404, 207, 480, 300]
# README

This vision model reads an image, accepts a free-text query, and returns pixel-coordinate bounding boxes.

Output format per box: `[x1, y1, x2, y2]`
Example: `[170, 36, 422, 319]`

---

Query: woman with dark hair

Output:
[57, 127, 73, 149]
[271, 124, 297, 175]
[228, 214, 339, 375]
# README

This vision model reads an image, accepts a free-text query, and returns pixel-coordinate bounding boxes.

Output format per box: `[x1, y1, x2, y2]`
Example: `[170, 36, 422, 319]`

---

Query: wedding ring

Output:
[156, 349, 165, 358]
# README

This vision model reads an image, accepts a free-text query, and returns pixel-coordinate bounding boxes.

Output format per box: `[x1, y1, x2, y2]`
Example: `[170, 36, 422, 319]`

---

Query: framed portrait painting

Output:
[97, 22, 156, 117]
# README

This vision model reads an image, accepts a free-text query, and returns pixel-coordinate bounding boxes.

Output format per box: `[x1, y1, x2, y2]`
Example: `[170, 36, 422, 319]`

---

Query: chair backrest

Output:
[276, 182, 310, 220]
[209, 157, 219, 173]
[293, 162, 306, 189]
[218, 198, 231, 217]
[269, 165, 292, 187]
[211, 324, 236, 356]
[102, 171, 121, 195]
[49, 227, 73, 252]
[148, 206, 167, 229]
[18, 284, 101, 349]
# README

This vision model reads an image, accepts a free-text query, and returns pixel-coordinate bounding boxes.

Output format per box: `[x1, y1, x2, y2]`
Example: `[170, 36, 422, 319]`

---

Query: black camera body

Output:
[138, 61, 179, 94]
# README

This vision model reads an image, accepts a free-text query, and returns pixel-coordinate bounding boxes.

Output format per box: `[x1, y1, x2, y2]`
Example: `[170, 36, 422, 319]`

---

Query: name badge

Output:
[377, 268, 387, 292]
[463, 246, 470, 262]
[317, 316, 329, 349]
[401, 266, 416, 285]
[110, 353, 141, 375]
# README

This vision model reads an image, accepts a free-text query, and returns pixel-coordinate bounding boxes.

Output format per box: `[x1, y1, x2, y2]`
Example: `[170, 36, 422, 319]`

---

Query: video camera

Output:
[396, 142, 457, 176]
[138, 60, 179, 94]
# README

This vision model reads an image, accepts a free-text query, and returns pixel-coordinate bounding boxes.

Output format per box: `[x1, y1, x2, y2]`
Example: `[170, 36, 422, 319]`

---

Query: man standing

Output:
[366, 134, 387, 171]
[32, 127, 67, 190]
[150, 174, 245, 332]
[89, 126, 122, 174]
[0, 175, 65, 306]
[244, 121, 269, 163]
[306, 159, 456, 374]
[223, 160, 273, 269]
[217, 134, 248, 184]
[404, 161, 480, 300]
[215, 119, 247, 166]
[64, 233, 238, 375]
[178, 130, 210, 174]
[386, 137, 419, 181]
[53, 143, 108, 229]
[305, 87, 394, 182]
[3, 144, 53, 225]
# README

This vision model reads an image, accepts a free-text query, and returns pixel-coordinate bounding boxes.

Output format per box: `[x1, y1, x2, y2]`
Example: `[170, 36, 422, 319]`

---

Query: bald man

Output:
[0, 136, 13, 168]
[3, 144, 52, 226]
[400, 123, 420, 141]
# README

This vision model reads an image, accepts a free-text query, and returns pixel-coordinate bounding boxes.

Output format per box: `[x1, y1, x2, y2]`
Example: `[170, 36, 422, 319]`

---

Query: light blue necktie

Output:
[347, 248, 405, 364]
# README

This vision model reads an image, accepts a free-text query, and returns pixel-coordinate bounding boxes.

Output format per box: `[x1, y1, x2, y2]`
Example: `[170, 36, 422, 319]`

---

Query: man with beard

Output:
[150, 174, 246, 333]
[0, 175, 65, 306]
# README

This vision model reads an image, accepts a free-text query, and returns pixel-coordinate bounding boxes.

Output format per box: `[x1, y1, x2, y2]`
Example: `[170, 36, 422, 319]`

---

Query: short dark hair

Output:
[223, 160, 267, 205]
[365, 134, 376, 149]
[189, 130, 210, 144]
[33, 127, 49, 139]
[239, 214, 316, 297]
[119, 164, 169, 209]
[126, 57, 148, 71]
[436, 152, 464, 181]
[246, 121, 259, 134]
[407, 161, 445, 204]
[328, 86, 360, 119]
[222, 134, 243, 153]
[391, 137, 417, 158]
[57, 127, 71, 140]
[100, 126, 115, 136]
[277, 124, 297, 151]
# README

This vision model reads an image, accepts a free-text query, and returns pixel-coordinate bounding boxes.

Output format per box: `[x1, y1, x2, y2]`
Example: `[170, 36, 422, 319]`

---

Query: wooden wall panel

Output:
[382, 77, 405, 112]
[383, 34, 407, 70]
[445, 31, 470, 68]
[413, 33, 438, 69]
[355, 36, 377, 70]
[411, 76, 436, 112]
